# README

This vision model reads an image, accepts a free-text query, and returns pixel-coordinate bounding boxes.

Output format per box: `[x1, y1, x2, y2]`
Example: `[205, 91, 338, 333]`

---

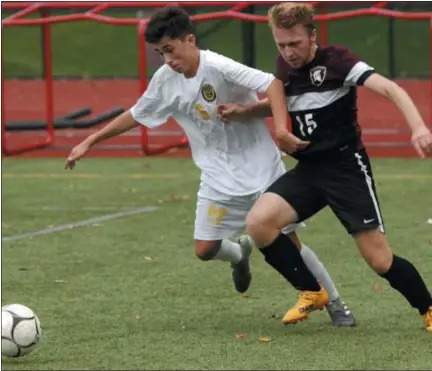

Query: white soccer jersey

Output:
[131, 50, 285, 197]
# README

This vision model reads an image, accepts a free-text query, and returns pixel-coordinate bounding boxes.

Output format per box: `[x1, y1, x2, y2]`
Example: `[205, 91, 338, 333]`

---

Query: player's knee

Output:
[246, 193, 294, 247]
[367, 252, 393, 274]
[246, 210, 275, 247]
[355, 229, 393, 274]
[368, 249, 393, 274]
[195, 240, 221, 261]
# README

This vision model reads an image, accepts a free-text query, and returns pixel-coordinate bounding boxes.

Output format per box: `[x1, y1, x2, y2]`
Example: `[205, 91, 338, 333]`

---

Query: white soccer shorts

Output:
[194, 186, 304, 241]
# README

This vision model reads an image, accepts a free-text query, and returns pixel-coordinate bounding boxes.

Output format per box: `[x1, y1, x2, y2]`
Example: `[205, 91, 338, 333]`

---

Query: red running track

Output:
[3, 79, 431, 158]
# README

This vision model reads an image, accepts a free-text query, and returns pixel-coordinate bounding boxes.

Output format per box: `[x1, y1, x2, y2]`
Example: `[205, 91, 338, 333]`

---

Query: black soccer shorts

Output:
[267, 147, 385, 235]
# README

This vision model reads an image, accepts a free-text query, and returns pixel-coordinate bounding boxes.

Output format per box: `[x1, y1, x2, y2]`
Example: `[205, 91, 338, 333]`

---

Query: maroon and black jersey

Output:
[276, 45, 375, 160]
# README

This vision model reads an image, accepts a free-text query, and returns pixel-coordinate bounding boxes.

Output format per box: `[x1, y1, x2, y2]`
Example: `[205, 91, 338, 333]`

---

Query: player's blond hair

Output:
[268, 2, 315, 32]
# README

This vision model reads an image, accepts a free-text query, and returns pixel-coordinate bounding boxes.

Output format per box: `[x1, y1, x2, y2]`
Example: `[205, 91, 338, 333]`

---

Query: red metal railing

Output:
[2, 2, 432, 155]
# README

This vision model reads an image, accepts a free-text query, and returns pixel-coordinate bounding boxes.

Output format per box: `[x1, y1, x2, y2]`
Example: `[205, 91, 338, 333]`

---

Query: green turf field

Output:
[2, 7, 430, 78]
[2, 157, 432, 370]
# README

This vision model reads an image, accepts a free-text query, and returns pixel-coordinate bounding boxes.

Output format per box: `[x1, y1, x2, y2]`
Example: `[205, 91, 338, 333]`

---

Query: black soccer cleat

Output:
[231, 235, 253, 293]
[326, 298, 357, 327]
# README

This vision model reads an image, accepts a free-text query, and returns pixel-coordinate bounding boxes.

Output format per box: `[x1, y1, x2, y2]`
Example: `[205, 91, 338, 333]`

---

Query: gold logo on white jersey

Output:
[201, 84, 216, 103]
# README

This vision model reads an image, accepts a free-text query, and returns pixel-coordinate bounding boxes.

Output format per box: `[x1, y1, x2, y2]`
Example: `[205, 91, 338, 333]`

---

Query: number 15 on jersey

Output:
[295, 113, 317, 137]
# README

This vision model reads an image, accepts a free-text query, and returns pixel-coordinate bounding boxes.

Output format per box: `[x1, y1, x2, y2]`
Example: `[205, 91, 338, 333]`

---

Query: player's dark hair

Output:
[145, 6, 195, 44]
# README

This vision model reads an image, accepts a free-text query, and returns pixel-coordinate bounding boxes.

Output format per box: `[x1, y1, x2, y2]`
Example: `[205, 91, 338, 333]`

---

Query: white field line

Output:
[2, 206, 159, 243]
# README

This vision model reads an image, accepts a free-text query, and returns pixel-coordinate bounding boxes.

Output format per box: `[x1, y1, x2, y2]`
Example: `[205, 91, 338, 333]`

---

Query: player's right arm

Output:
[82, 111, 138, 145]
[86, 111, 138, 145]
[65, 68, 172, 170]
[64, 111, 138, 170]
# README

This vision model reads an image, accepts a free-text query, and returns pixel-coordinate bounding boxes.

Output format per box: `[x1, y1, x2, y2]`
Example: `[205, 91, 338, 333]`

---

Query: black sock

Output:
[380, 255, 432, 315]
[259, 233, 321, 292]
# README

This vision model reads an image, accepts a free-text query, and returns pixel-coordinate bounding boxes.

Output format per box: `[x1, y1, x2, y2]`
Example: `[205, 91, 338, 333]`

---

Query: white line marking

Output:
[20, 206, 147, 212]
[2, 173, 185, 179]
[2, 206, 159, 243]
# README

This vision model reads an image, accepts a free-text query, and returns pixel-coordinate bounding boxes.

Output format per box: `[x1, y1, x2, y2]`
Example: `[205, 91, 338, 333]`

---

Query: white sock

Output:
[213, 239, 242, 264]
[300, 244, 340, 301]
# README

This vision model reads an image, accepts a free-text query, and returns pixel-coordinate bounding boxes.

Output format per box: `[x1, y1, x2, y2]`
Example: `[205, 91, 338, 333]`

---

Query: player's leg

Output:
[286, 229, 356, 327]
[194, 195, 253, 293]
[195, 239, 240, 263]
[260, 160, 355, 326]
[324, 148, 432, 332]
[246, 166, 329, 324]
[260, 160, 353, 321]
[195, 238, 253, 294]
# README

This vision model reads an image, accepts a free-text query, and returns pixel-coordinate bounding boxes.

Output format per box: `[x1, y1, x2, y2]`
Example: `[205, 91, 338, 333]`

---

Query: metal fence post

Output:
[241, 5, 255, 67]
[388, 3, 396, 78]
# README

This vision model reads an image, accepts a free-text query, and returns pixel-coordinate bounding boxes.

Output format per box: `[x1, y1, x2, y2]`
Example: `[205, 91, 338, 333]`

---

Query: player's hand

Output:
[411, 126, 432, 158]
[216, 104, 247, 122]
[64, 141, 91, 170]
[276, 129, 310, 154]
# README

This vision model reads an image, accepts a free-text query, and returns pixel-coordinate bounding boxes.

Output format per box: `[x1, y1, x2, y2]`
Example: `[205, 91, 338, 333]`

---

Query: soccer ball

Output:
[1, 304, 42, 358]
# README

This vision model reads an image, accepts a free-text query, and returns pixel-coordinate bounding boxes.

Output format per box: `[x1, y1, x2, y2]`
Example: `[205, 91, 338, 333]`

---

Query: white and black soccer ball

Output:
[1, 304, 42, 358]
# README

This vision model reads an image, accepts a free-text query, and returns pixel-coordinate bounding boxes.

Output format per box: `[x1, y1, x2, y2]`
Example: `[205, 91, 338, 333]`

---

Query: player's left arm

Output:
[338, 46, 431, 158]
[210, 53, 285, 126]
[213, 53, 309, 152]
[217, 98, 271, 122]
[362, 73, 432, 158]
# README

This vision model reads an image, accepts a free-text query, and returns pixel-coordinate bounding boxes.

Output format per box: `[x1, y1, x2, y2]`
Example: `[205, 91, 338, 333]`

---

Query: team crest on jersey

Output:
[201, 84, 216, 102]
[310, 66, 327, 86]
